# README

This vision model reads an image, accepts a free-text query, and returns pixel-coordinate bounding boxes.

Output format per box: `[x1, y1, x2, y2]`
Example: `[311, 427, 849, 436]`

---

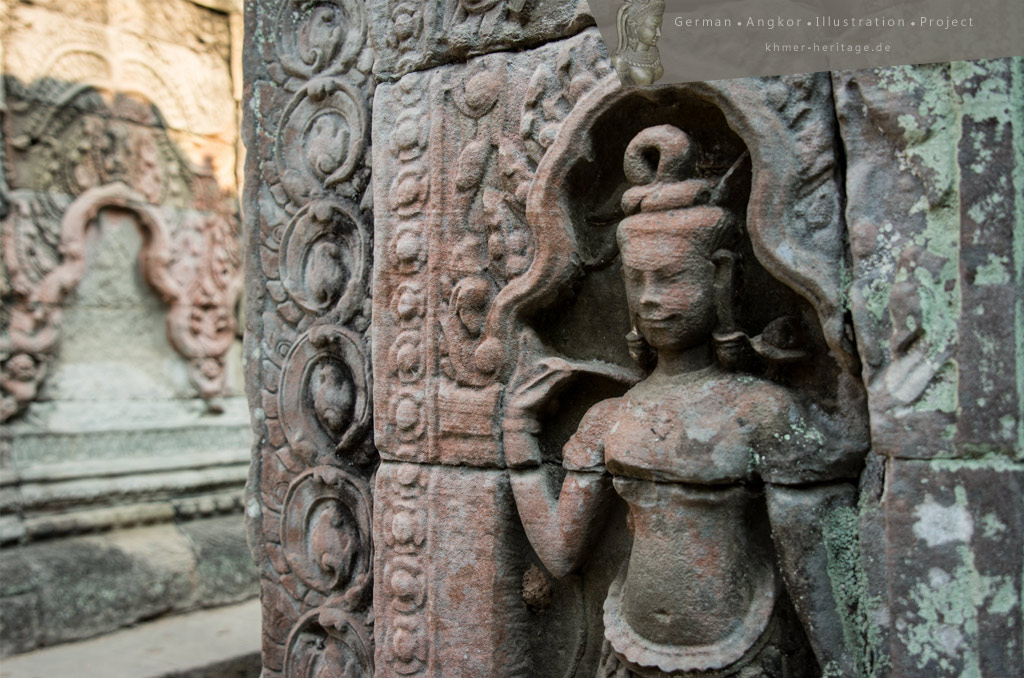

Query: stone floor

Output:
[0, 599, 261, 678]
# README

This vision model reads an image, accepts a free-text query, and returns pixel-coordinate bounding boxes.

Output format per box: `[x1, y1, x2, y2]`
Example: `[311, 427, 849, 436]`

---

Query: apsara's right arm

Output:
[505, 398, 618, 578]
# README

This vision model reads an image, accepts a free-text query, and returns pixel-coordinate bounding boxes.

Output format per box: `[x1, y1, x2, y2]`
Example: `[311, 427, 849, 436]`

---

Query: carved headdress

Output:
[617, 125, 739, 258]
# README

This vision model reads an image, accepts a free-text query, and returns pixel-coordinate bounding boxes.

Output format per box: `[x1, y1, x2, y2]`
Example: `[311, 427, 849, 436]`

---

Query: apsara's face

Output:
[620, 233, 715, 353]
[637, 13, 662, 46]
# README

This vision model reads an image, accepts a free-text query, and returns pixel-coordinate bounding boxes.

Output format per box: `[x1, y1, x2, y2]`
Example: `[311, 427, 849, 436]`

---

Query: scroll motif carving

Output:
[281, 0, 368, 77]
[246, 0, 376, 676]
[278, 81, 368, 203]
[374, 30, 611, 465]
[279, 325, 372, 464]
[279, 200, 368, 318]
[1, 88, 241, 420]
[284, 608, 374, 678]
[281, 466, 372, 599]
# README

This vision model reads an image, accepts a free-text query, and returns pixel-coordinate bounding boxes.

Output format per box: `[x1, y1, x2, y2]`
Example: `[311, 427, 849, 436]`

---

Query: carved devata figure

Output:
[611, 0, 665, 86]
[506, 124, 864, 677]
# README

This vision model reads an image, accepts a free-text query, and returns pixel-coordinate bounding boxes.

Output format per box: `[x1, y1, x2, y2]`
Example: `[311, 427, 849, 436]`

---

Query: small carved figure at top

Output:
[611, 0, 666, 86]
[506, 125, 863, 677]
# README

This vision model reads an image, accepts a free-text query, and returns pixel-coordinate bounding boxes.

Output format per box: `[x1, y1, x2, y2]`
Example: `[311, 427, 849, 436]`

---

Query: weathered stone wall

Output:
[1, 0, 257, 658]
[243, 1, 1022, 675]
[836, 61, 1023, 677]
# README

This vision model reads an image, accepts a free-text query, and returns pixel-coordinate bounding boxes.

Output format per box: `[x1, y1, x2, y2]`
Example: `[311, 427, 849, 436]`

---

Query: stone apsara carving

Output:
[244, 0, 376, 676]
[1, 88, 242, 420]
[611, 0, 665, 86]
[496, 72, 871, 677]
[509, 121, 865, 676]
[372, 27, 874, 672]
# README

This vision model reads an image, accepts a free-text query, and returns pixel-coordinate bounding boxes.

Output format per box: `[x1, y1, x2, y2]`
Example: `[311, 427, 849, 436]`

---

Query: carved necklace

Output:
[618, 47, 660, 68]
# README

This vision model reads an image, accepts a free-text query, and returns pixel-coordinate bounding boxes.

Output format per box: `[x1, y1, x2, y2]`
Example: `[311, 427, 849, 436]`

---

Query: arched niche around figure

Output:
[501, 74, 871, 678]
[514, 76, 856, 460]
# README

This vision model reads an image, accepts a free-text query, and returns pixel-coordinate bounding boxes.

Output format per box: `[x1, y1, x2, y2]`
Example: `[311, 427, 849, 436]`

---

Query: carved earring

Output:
[711, 249, 746, 370]
[626, 325, 656, 372]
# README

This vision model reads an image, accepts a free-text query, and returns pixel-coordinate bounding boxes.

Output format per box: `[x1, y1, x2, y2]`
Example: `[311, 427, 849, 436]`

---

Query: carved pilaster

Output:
[242, 1, 377, 676]
[372, 29, 624, 678]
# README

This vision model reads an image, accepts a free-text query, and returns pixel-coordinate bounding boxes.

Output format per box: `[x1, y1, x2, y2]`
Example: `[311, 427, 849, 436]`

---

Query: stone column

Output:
[242, 1, 377, 675]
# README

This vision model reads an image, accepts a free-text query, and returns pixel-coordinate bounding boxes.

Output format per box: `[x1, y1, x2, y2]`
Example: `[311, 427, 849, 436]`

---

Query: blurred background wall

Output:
[0, 0, 259, 670]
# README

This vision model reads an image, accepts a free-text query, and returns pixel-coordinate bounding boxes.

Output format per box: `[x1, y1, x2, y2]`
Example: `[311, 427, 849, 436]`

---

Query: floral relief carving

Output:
[280, 466, 373, 600]
[278, 79, 369, 204]
[386, 2, 422, 61]
[375, 463, 430, 676]
[278, 199, 368, 318]
[276, 0, 368, 81]
[247, 0, 377, 676]
[284, 608, 374, 678]
[279, 325, 372, 465]
[372, 0, 590, 81]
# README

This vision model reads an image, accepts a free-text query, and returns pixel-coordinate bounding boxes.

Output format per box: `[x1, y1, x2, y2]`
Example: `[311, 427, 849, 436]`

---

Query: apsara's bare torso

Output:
[591, 367, 796, 672]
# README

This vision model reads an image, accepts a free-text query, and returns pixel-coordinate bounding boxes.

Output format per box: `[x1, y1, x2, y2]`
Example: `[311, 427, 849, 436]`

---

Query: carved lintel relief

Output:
[243, 0, 377, 676]
[1, 87, 242, 420]
[371, 0, 593, 80]
[372, 23, 872, 675]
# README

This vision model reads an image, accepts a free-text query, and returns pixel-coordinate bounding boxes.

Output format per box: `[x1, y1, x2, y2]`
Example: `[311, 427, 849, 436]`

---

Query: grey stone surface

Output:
[835, 60, 1022, 461]
[0, 516, 257, 657]
[369, 0, 595, 81]
[883, 459, 1023, 677]
[833, 58, 1024, 678]
[0, 592, 41, 657]
[0, 598, 261, 678]
[179, 515, 260, 607]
